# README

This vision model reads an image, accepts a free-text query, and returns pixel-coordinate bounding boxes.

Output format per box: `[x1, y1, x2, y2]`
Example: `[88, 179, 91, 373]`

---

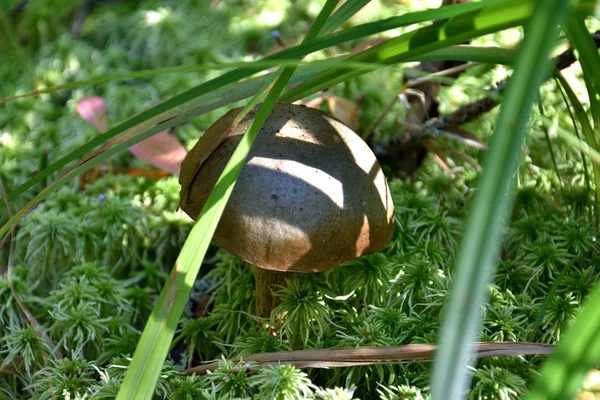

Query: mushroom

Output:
[179, 103, 395, 318]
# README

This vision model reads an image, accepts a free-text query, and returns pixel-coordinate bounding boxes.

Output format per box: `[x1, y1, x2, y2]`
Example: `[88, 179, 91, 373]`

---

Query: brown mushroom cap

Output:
[179, 103, 395, 273]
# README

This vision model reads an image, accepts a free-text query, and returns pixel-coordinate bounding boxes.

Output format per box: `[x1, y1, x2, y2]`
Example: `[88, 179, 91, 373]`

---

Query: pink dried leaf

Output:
[76, 96, 108, 133]
[128, 131, 187, 175]
[76, 96, 187, 175]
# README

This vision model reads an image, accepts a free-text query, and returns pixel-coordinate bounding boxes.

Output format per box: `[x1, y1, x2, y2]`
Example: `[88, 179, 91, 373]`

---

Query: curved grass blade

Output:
[116, 1, 343, 398]
[554, 76, 595, 222]
[1, 45, 518, 107]
[565, 13, 600, 130]
[281, 0, 535, 102]
[525, 279, 600, 400]
[555, 72, 600, 219]
[429, 0, 570, 398]
[545, 117, 600, 164]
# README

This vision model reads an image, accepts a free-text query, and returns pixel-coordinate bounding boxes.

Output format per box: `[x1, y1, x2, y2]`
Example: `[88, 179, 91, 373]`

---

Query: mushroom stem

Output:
[254, 268, 296, 318]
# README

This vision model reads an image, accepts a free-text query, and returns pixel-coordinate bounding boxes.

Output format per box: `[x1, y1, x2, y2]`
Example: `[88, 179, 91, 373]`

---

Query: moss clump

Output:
[1, 0, 599, 398]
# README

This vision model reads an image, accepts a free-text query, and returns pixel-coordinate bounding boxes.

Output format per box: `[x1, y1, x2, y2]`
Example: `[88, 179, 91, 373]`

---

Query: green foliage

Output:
[274, 278, 332, 348]
[231, 328, 289, 358]
[250, 364, 316, 400]
[1, 326, 52, 374]
[469, 366, 527, 400]
[2, 154, 596, 398]
[172, 316, 219, 368]
[205, 357, 253, 398]
[28, 357, 95, 400]
[1, 0, 600, 398]
[377, 384, 426, 400]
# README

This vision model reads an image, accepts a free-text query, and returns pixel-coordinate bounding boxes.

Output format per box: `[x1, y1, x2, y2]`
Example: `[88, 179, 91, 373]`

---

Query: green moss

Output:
[1, 0, 599, 398]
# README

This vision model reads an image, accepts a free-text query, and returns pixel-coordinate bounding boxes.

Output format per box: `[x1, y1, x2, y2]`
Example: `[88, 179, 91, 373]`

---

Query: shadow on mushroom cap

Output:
[180, 103, 395, 273]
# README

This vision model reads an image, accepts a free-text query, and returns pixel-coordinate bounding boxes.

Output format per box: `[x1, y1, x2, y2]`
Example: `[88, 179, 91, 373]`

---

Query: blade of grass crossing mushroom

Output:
[0, 0, 520, 213]
[525, 279, 600, 400]
[0, 4, 368, 239]
[429, 0, 570, 399]
[116, 1, 342, 398]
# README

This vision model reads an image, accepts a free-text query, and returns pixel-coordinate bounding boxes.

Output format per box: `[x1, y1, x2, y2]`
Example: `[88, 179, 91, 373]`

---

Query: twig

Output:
[406, 62, 480, 90]
[363, 62, 480, 142]
[373, 30, 600, 173]
[183, 342, 554, 375]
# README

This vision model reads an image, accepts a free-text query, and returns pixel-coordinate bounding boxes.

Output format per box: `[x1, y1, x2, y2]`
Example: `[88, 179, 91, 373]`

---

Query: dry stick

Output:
[405, 61, 480, 89]
[437, 140, 482, 171]
[375, 30, 600, 160]
[428, 81, 505, 133]
[362, 62, 480, 143]
[424, 140, 452, 172]
[183, 342, 554, 375]
[0, 178, 61, 362]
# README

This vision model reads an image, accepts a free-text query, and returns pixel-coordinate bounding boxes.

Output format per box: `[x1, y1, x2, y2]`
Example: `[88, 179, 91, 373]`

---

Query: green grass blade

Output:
[322, 0, 370, 33]
[116, 1, 342, 398]
[555, 72, 600, 219]
[565, 13, 600, 130]
[281, 0, 535, 102]
[554, 76, 596, 221]
[0, 0, 511, 212]
[550, 120, 600, 164]
[419, 45, 516, 66]
[525, 279, 600, 400]
[0, 44, 516, 105]
[429, 0, 570, 398]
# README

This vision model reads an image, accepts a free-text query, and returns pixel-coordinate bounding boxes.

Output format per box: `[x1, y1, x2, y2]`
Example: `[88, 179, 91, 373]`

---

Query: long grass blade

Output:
[0, 45, 517, 106]
[281, 0, 535, 102]
[429, 0, 570, 398]
[565, 13, 600, 130]
[116, 1, 342, 398]
[555, 72, 600, 219]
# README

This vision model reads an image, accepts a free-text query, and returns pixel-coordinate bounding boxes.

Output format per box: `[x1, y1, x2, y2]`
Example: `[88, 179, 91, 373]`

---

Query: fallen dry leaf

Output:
[76, 96, 108, 133]
[76, 97, 188, 176]
[128, 131, 187, 175]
